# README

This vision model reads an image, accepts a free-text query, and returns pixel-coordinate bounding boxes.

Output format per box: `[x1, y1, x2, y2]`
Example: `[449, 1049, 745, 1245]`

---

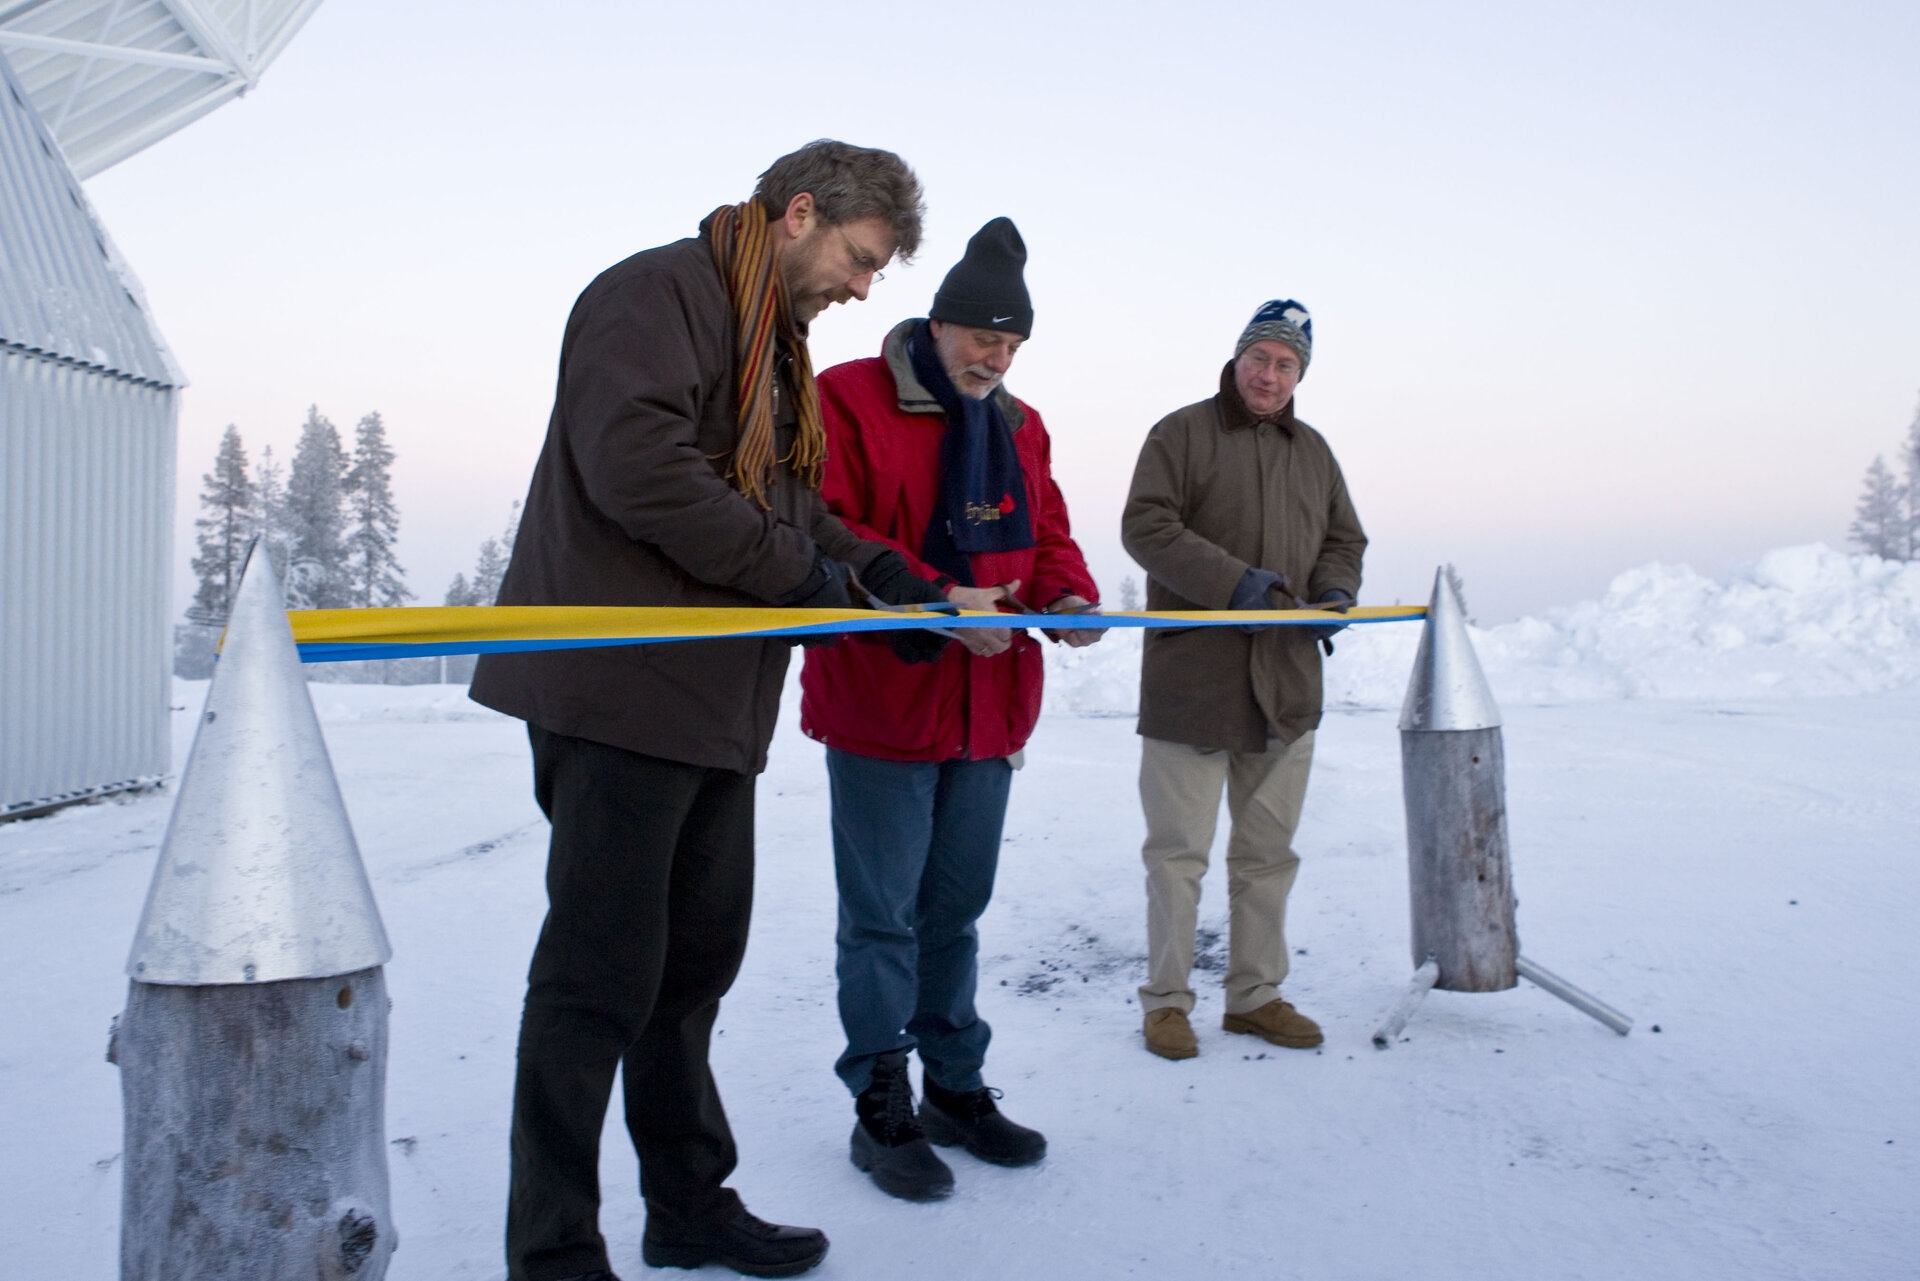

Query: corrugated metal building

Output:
[1, 51, 181, 816]
[1, 2, 319, 818]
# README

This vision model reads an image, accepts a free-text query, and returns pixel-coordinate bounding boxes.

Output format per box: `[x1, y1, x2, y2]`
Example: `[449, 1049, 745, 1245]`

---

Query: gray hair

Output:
[754, 139, 926, 261]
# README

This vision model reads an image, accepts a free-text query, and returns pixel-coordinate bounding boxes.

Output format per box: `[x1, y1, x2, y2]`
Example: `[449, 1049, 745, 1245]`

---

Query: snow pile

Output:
[1037, 629, 1145, 717]
[1466, 544, 1920, 703]
[1045, 544, 1920, 716]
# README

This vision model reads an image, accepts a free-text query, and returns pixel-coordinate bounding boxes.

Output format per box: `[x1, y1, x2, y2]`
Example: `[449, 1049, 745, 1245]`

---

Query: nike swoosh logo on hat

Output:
[992, 315, 1013, 323]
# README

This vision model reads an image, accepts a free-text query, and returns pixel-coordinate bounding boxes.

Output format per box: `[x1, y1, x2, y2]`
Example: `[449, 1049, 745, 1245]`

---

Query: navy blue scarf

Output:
[907, 321, 1034, 586]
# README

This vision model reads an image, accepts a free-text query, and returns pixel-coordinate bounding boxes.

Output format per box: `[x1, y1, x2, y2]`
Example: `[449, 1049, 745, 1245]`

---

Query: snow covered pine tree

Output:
[251, 443, 295, 581]
[286, 406, 350, 608]
[1444, 562, 1475, 623]
[1900, 398, 1920, 559]
[1850, 455, 1907, 561]
[444, 501, 521, 607]
[343, 411, 411, 608]
[439, 502, 520, 682]
[188, 424, 253, 625]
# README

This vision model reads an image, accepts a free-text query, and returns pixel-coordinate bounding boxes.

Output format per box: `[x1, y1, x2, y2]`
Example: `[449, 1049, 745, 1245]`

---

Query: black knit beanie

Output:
[930, 217, 1032, 337]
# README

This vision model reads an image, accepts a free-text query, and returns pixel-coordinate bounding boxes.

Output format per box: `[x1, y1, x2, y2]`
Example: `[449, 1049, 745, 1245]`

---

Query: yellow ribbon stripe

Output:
[284, 604, 1428, 663]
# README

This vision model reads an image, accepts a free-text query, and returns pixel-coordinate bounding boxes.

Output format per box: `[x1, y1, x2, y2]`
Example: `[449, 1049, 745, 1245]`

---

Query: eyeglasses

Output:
[838, 227, 886, 282]
[1242, 352, 1300, 377]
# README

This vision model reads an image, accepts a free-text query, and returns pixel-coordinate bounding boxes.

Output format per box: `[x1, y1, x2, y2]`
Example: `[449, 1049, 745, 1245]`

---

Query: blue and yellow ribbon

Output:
[285, 604, 1427, 663]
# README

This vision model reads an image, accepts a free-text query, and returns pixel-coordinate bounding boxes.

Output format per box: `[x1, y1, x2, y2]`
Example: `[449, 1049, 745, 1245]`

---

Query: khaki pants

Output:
[1137, 731, 1315, 1016]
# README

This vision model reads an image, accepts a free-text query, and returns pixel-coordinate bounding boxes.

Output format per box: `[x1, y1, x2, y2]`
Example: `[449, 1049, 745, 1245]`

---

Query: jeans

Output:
[827, 748, 1014, 1096]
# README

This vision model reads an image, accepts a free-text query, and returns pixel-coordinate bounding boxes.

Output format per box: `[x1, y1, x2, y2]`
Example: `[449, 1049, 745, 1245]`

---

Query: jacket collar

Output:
[882, 318, 1026, 430]
[1216, 360, 1295, 436]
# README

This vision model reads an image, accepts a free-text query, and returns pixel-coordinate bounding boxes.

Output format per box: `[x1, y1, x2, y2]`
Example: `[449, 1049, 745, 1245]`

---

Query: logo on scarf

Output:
[965, 493, 1017, 524]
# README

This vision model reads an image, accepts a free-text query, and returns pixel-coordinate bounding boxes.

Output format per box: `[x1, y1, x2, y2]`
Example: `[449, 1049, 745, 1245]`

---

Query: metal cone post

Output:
[112, 548, 397, 1279]
[1372, 568, 1631, 1048]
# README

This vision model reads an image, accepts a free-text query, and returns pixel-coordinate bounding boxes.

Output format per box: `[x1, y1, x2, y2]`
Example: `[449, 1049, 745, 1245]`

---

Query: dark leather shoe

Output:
[919, 1081, 1047, 1167]
[849, 1054, 954, 1201]
[554, 1272, 621, 1281]
[641, 1208, 828, 1278]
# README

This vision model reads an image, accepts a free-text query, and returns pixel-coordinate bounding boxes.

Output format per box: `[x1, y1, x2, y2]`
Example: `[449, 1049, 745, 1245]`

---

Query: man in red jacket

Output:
[800, 218, 1100, 1201]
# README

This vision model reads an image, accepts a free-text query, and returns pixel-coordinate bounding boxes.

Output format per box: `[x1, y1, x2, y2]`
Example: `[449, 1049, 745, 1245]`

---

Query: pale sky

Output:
[77, 0, 1920, 623]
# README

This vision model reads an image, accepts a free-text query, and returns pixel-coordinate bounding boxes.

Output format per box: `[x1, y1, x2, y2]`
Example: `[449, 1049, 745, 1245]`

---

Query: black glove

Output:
[1230, 567, 1295, 634]
[859, 550, 949, 606]
[777, 547, 854, 648]
[859, 550, 951, 665]
[778, 547, 854, 609]
[1306, 589, 1354, 654]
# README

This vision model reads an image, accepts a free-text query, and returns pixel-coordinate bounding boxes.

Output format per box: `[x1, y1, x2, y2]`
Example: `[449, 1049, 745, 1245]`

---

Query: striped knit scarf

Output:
[706, 202, 825, 509]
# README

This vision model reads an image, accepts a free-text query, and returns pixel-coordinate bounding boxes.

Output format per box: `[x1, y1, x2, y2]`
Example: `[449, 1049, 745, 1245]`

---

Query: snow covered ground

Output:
[4, 545, 1918, 1279]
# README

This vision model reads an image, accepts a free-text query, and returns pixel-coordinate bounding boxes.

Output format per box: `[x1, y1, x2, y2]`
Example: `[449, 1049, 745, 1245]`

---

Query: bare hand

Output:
[1043, 594, 1104, 647]
[946, 579, 1018, 657]
[946, 582, 1012, 613]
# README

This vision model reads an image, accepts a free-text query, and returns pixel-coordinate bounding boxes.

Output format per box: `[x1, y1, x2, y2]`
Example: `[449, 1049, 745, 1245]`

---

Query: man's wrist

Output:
[770, 543, 828, 605]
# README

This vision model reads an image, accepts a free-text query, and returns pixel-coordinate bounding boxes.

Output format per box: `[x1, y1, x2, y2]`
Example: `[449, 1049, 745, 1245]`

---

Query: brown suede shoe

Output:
[1223, 998, 1324, 1048]
[1143, 1007, 1199, 1060]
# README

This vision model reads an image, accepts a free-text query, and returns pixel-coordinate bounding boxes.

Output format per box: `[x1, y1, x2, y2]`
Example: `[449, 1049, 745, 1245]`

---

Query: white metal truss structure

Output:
[0, 0, 321, 178]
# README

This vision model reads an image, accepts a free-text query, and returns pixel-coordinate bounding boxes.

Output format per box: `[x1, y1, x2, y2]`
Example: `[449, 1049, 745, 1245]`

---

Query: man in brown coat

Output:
[471, 141, 936, 1281]
[1120, 299, 1367, 1061]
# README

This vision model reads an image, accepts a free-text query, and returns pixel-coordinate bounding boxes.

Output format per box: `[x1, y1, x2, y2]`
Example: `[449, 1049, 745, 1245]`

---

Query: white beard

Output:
[955, 365, 1002, 399]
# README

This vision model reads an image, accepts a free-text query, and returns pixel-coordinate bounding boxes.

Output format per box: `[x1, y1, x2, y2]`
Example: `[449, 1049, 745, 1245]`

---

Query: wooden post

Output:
[1398, 568, 1517, 992]
[117, 548, 396, 1278]
[1375, 567, 1632, 1042]
[116, 970, 394, 1278]
[1402, 726, 1518, 991]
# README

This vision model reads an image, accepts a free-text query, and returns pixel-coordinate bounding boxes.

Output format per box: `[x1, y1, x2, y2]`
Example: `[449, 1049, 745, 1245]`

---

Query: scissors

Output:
[846, 570, 966, 642]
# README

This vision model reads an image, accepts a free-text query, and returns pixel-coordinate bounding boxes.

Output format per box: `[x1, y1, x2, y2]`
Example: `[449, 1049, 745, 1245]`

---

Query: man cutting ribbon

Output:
[469, 141, 929, 1281]
[799, 217, 1101, 1202]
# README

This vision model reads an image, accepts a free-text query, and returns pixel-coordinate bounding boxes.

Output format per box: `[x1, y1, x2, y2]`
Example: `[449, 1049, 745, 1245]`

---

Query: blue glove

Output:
[1231, 568, 1295, 634]
[1306, 589, 1354, 654]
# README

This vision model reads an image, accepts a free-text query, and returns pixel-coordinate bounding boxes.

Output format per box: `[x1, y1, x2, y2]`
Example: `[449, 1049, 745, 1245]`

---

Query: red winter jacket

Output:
[800, 320, 1099, 762]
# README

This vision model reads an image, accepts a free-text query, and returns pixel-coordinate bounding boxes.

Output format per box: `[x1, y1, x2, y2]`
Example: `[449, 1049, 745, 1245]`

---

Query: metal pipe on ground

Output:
[1371, 957, 1440, 1048]
[1516, 955, 1633, 1036]
[114, 548, 397, 1279]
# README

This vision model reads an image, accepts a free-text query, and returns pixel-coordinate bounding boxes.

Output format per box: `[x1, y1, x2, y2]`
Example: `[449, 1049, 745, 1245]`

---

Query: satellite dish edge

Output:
[0, 0, 325, 179]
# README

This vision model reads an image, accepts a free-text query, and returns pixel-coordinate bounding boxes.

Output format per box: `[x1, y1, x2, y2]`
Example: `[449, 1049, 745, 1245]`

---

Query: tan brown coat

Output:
[1121, 366, 1367, 752]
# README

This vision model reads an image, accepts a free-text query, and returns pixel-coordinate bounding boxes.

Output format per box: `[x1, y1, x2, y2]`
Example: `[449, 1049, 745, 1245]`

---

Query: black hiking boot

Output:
[849, 1054, 954, 1201]
[641, 1207, 828, 1278]
[919, 1080, 1047, 1168]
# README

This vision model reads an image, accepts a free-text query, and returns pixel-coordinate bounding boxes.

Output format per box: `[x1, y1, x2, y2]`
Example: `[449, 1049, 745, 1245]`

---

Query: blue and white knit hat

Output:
[1233, 299, 1313, 370]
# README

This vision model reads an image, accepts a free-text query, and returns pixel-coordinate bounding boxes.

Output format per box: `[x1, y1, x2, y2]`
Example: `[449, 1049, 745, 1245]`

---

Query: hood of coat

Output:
[881, 318, 1027, 430]
[1217, 360, 1296, 436]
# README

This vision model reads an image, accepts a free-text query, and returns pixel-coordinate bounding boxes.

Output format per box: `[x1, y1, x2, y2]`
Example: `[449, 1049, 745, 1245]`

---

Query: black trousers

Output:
[507, 726, 756, 1281]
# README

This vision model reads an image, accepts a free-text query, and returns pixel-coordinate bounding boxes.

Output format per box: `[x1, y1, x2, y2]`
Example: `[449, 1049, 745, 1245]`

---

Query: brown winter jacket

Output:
[1121, 365, 1367, 752]
[469, 228, 887, 774]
